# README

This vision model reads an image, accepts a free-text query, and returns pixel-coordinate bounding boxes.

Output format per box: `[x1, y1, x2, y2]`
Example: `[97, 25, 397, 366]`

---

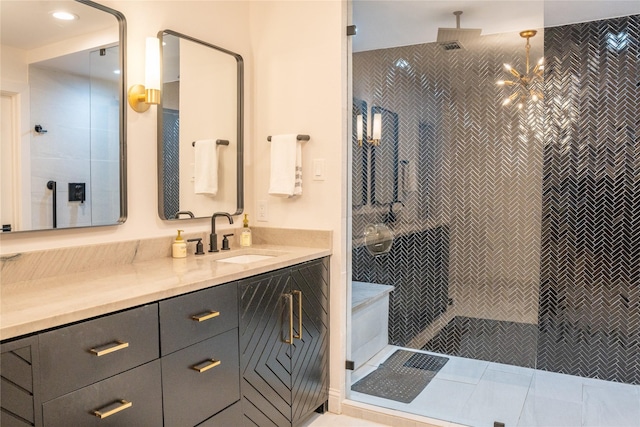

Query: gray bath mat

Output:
[351, 350, 448, 403]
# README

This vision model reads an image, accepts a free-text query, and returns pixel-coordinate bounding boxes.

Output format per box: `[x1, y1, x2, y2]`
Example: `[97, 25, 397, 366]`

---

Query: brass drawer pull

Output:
[191, 359, 221, 373]
[284, 294, 294, 344]
[191, 311, 220, 322]
[89, 341, 129, 357]
[93, 399, 132, 419]
[293, 290, 302, 340]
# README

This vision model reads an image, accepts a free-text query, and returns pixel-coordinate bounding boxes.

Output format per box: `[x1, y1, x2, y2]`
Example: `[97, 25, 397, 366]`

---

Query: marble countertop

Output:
[1, 244, 330, 341]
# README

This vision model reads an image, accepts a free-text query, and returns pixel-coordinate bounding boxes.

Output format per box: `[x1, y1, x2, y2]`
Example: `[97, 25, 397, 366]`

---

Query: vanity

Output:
[0, 231, 331, 427]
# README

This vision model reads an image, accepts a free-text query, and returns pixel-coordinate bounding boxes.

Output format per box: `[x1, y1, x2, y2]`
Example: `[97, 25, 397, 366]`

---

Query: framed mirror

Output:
[0, 0, 126, 232]
[371, 105, 399, 205]
[157, 29, 244, 220]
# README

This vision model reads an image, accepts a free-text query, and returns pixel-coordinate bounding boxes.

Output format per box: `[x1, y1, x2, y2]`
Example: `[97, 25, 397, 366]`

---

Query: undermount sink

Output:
[216, 254, 276, 264]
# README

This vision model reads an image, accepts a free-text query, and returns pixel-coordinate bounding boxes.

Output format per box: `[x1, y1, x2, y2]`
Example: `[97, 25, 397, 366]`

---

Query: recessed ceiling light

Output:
[52, 11, 79, 21]
[114, 70, 121, 75]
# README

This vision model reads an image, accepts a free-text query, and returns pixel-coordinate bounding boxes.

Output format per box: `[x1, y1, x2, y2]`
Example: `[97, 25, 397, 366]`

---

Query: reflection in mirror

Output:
[352, 98, 367, 207]
[0, 0, 126, 232]
[158, 30, 244, 220]
[371, 105, 399, 205]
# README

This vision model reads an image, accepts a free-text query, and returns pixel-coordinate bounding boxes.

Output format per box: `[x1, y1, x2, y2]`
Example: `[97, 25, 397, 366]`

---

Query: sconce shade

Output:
[356, 114, 364, 144]
[372, 113, 382, 141]
[145, 37, 161, 91]
[128, 36, 161, 112]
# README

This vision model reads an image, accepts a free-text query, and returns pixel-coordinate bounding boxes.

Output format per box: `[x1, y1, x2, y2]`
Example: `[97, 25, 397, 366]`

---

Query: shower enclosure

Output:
[349, 4, 639, 426]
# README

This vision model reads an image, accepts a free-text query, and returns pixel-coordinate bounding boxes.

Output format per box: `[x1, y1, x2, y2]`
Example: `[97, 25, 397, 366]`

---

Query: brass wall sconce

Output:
[356, 112, 382, 146]
[128, 37, 161, 113]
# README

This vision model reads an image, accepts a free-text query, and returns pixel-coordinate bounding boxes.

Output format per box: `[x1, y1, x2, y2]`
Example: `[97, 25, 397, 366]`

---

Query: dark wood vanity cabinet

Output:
[0, 257, 329, 427]
[239, 258, 329, 427]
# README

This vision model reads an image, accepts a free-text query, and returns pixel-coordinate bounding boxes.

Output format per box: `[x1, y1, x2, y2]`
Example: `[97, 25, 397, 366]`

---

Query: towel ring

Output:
[192, 139, 230, 147]
[267, 135, 310, 142]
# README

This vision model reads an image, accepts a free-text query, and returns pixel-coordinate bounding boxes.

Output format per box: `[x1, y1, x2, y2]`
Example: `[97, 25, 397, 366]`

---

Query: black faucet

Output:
[209, 212, 234, 252]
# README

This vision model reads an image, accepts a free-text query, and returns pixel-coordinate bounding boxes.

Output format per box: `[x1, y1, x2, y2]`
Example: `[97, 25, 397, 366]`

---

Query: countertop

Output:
[1, 244, 330, 341]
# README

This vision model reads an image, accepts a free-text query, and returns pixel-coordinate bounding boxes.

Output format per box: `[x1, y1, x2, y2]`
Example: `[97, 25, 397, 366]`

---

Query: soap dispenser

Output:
[240, 214, 252, 247]
[172, 230, 187, 258]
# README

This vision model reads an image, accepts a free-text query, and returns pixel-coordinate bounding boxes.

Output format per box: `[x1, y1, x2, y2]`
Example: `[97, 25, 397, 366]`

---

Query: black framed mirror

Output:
[0, 0, 127, 232]
[157, 29, 244, 220]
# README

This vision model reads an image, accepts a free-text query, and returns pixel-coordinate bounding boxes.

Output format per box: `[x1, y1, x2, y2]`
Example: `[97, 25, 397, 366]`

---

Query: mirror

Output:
[158, 29, 244, 220]
[351, 100, 400, 207]
[0, 0, 126, 232]
[371, 105, 399, 205]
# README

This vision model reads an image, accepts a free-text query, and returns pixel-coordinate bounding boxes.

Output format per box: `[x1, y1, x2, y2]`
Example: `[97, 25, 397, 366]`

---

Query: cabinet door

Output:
[239, 269, 292, 427]
[1, 336, 42, 427]
[290, 259, 329, 425]
[42, 360, 162, 427]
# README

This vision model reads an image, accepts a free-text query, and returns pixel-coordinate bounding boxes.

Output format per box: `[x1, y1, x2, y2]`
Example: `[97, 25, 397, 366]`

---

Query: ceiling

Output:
[1, 1, 116, 50]
[352, 0, 640, 52]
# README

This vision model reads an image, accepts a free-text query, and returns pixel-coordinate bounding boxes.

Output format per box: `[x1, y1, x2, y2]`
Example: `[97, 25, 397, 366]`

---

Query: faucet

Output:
[209, 212, 234, 252]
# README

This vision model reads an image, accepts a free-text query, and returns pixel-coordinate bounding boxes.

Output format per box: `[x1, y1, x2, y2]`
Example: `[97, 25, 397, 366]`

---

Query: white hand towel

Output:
[194, 139, 218, 196]
[268, 134, 302, 197]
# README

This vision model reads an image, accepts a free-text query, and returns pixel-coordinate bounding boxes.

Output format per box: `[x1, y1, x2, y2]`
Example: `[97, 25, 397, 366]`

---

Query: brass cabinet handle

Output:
[191, 359, 221, 373]
[284, 293, 294, 344]
[89, 341, 129, 357]
[191, 310, 220, 322]
[93, 399, 132, 419]
[293, 290, 302, 340]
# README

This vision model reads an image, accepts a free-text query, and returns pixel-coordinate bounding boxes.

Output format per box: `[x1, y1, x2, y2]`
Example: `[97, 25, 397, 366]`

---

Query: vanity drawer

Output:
[162, 328, 240, 427]
[159, 282, 238, 355]
[42, 360, 162, 427]
[39, 304, 159, 402]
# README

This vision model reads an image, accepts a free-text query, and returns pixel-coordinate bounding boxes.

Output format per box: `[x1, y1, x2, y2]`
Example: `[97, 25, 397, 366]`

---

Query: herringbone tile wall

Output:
[538, 15, 640, 384]
[352, 15, 639, 383]
[353, 30, 544, 352]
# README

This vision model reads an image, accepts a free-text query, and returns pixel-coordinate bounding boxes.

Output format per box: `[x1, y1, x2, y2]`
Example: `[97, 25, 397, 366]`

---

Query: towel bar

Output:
[267, 134, 310, 142]
[192, 139, 229, 146]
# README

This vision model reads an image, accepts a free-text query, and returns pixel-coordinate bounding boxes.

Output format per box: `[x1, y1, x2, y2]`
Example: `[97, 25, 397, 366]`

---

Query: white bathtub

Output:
[351, 281, 395, 370]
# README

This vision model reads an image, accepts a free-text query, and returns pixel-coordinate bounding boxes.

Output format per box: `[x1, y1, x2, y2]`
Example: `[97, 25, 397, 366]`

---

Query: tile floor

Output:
[349, 346, 640, 427]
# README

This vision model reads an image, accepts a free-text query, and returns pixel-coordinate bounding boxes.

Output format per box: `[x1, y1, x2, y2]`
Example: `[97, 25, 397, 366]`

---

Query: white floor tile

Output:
[349, 347, 639, 427]
[435, 355, 489, 385]
[517, 393, 583, 427]
[458, 368, 534, 427]
[410, 378, 476, 423]
[582, 383, 640, 427]
[529, 369, 584, 403]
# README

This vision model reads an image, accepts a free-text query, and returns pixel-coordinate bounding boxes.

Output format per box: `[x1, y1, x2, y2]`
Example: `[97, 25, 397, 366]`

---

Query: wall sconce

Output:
[128, 37, 161, 113]
[356, 112, 382, 146]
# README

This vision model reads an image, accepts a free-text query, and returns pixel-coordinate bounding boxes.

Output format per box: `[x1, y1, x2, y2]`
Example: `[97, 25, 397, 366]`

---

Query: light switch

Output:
[313, 158, 325, 181]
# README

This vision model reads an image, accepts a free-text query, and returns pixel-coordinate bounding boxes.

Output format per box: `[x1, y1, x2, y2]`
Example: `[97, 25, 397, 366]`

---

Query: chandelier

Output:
[497, 30, 544, 109]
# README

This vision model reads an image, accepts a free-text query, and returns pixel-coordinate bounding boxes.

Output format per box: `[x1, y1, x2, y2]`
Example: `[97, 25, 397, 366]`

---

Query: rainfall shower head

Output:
[436, 11, 482, 51]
